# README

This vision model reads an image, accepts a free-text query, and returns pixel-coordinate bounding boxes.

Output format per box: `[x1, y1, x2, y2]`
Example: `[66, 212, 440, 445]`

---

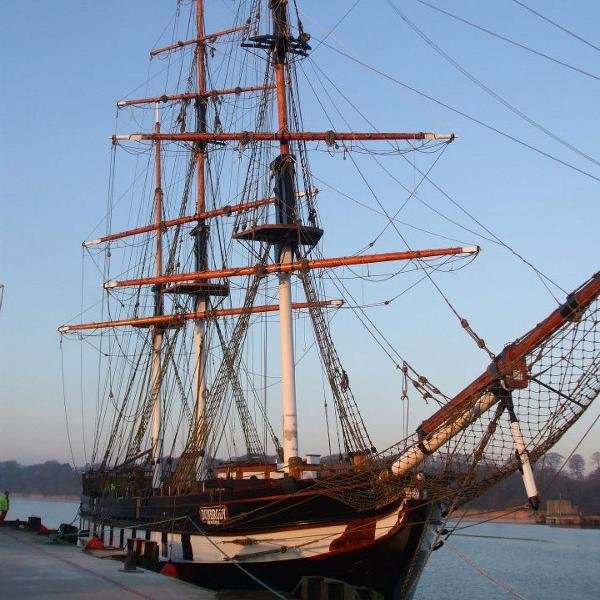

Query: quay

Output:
[0, 521, 381, 599]
[0, 524, 216, 599]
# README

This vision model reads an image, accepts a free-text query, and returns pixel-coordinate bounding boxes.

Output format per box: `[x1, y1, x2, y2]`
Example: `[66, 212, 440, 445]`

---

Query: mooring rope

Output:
[445, 541, 530, 600]
[184, 515, 288, 600]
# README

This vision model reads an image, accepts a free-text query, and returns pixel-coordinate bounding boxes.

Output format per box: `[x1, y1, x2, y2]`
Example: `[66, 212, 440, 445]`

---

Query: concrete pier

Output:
[0, 526, 217, 599]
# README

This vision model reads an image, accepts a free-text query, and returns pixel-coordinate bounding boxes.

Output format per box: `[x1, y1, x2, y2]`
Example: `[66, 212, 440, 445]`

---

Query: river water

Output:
[8, 496, 80, 528]
[414, 520, 600, 600]
[7, 497, 600, 599]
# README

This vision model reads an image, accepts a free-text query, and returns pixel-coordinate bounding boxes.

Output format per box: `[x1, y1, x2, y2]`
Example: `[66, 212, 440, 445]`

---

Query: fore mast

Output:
[153, 0, 230, 485]
[150, 0, 212, 487]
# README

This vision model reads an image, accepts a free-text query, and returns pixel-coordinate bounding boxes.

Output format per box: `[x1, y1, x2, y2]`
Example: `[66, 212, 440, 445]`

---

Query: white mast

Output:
[271, 1, 299, 466]
[279, 248, 299, 463]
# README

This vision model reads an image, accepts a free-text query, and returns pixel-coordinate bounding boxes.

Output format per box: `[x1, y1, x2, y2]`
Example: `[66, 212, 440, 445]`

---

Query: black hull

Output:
[81, 493, 438, 600]
[81, 474, 418, 534]
[175, 501, 436, 600]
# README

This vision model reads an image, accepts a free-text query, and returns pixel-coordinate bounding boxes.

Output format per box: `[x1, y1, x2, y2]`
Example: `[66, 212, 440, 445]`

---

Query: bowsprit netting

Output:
[313, 273, 600, 511]
[441, 292, 599, 506]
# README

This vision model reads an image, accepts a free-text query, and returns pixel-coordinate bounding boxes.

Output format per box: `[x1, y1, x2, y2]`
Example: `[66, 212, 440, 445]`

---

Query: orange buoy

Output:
[160, 561, 179, 578]
[85, 536, 105, 550]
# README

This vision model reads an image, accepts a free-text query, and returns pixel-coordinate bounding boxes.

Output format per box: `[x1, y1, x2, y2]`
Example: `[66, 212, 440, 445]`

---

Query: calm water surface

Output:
[7, 499, 599, 599]
[414, 521, 600, 600]
[8, 496, 79, 528]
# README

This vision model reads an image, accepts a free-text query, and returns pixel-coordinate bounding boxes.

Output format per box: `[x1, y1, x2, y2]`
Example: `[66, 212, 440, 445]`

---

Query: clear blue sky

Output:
[1, 1, 598, 467]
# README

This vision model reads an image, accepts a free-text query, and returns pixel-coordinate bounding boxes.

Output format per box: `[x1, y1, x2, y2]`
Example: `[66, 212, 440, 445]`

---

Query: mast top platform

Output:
[233, 224, 323, 246]
[241, 33, 311, 57]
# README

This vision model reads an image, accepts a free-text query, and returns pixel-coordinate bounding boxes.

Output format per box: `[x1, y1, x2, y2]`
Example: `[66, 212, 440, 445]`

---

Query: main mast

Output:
[271, 0, 299, 467]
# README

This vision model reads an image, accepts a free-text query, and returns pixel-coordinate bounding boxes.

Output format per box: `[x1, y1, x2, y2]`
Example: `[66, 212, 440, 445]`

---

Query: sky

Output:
[1, 0, 599, 469]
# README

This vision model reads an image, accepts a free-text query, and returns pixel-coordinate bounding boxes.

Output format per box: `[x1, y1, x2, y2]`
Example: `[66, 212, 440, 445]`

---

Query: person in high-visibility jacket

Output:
[0, 491, 9, 522]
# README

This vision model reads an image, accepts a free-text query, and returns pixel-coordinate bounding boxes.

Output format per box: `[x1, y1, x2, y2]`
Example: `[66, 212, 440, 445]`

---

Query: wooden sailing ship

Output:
[59, 2, 600, 598]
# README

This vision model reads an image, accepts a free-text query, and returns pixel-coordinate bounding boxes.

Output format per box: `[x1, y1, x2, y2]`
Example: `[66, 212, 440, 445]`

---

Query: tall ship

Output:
[59, 1, 600, 598]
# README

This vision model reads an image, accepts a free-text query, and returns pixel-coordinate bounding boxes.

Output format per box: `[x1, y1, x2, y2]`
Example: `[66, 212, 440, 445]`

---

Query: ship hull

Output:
[80, 493, 438, 599]
[174, 501, 437, 599]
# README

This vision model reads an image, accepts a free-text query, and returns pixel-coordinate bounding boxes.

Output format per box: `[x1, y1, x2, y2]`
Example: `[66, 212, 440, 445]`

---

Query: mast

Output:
[98, 0, 462, 479]
[150, 104, 164, 488]
[192, 0, 208, 437]
[271, 0, 299, 466]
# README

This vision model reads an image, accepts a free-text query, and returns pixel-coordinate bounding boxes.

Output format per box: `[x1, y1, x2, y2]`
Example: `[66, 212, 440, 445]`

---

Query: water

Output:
[5, 499, 599, 599]
[7, 496, 79, 528]
[414, 521, 600, 600]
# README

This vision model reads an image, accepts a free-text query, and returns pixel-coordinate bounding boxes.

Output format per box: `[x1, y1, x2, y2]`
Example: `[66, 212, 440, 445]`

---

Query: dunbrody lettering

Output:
[199, 505, 229, 525]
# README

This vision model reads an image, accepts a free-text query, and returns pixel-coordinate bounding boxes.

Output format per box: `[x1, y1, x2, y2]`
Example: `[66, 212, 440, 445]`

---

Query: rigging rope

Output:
[59, 337, 79, 471]
[304, 52, 567, 300]
[185, 516, 287, 600]
[445, 542, 531, 600]
[414, 0, 600, 81]
[310, 34, 600, 184]
[307, 0, 362, 53]
[300, 269, 374, 455]
[509, 0, 600, 54]
[214, 319, 266, 460]
[302, 46, 491, 381]
[173, 245, 271, 484]
[390, 0, 600, 170]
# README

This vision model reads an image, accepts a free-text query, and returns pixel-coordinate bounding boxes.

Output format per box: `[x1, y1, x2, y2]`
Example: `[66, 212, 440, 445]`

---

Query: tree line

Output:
[1, 451, 599, 513]
[468, 451, 600, 515]
[0, 461, 80, 496]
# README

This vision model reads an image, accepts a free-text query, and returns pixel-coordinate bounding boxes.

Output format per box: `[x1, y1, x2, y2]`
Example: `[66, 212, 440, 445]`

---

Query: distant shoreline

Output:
[11, 493, 80, 502]
[451, 508, 538, 524]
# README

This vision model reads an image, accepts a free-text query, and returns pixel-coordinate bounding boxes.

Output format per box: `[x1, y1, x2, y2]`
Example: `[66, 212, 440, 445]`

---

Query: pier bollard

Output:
[142, 540, 159, 570]
[123, 538, 138, 572]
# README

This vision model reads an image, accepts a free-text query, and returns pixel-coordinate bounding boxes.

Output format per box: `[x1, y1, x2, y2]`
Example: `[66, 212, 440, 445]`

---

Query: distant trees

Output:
[468, 451, 600, 515]
[591, 451, 600, 472]
[0, 461, 80, 496]
[540, 452, 563, 472]
[2, 450, 600, 508]
[567, 454, 586, 479]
